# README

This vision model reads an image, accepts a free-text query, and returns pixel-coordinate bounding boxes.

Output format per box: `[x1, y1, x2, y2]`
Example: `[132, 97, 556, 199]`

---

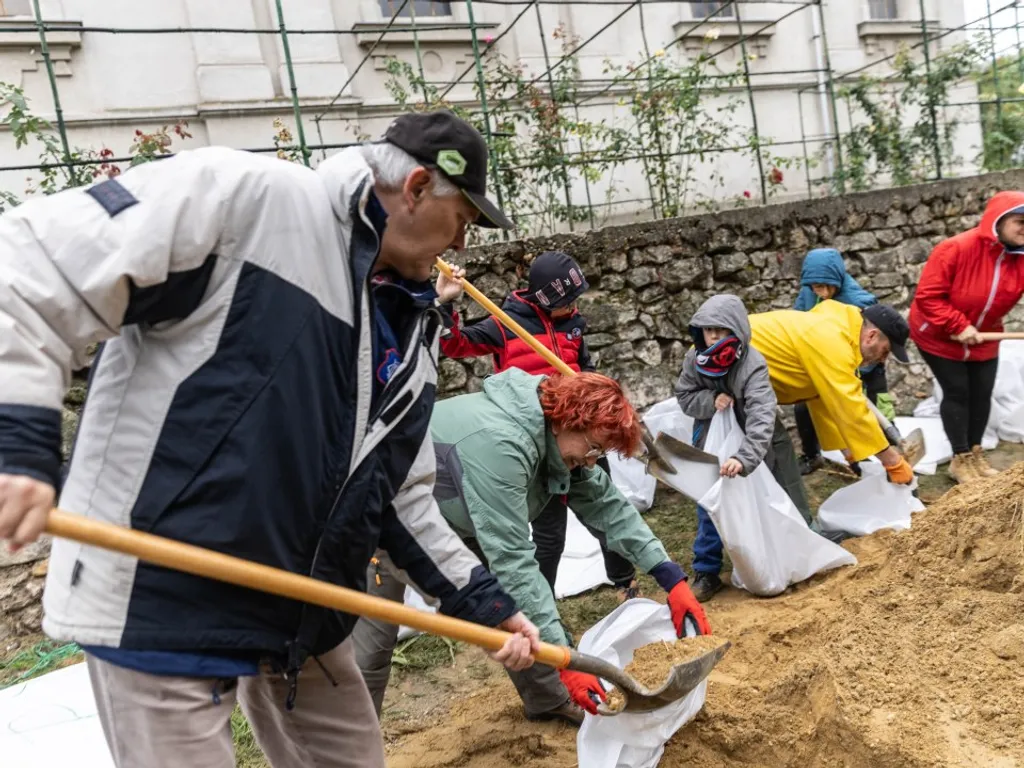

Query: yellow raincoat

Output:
[749, 300, 888, 462]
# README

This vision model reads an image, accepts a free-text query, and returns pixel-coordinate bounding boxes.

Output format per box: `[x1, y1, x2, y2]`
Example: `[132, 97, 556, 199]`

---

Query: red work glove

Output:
[559, 669, 606, 714]
[668, 580, 713, 637]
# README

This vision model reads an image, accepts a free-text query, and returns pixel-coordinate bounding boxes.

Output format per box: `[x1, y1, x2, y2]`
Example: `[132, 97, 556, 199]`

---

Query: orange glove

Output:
[559, 669, 606, 714]
[885, 456, 914, 485]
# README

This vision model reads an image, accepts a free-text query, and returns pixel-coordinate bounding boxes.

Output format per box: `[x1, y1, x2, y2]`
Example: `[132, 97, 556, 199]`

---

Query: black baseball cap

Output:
[382, 109, 514, 230]
[528, 250, 589, 308]
[863, 304, 910, 363]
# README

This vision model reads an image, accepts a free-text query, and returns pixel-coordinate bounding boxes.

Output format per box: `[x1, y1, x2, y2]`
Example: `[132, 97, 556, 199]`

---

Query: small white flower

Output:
[704, 27, 721, 41]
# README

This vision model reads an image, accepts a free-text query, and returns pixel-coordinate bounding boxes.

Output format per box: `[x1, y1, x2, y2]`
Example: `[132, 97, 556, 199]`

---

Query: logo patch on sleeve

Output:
[85, 178, 139, 218]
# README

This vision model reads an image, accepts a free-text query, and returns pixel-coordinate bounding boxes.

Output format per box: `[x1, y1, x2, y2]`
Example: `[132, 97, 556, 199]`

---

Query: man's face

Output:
[376, 168, 480, 281]
[998, 213, 1024, 249]
[860, 326, 892, 366]
[554, 428, 606, 471]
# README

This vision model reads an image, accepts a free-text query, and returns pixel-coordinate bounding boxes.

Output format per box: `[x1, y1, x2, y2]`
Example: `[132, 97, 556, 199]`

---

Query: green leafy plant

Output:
[977, 53, 1024, 171]
[830, 41, 983, 192]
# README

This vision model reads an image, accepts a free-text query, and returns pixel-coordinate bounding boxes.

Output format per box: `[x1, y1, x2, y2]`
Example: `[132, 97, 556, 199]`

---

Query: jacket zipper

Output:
[967, 250, 1005, 360]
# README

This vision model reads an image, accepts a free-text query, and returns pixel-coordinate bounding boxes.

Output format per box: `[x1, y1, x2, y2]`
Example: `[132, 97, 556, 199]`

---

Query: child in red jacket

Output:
[909, 190, 1024, 483]
[436, 251, 639, 601]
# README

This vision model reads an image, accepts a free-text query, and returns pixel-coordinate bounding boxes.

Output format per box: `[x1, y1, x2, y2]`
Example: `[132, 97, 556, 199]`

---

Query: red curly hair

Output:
[538, 372, 642, 456]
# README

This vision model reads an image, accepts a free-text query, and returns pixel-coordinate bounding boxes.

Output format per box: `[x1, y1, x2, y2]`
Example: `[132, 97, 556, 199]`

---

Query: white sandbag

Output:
[817, 462, 925, 537]
[913, 396, 940, 419]
[554, 511, 611, 599]
[642, 397, 694, 444]
[894, 416, 951, 474]
[607, 452, 657, 512]
[699, 409, 856, 596]
[398, 586, 437, 641]
[576, 600, 706, 768]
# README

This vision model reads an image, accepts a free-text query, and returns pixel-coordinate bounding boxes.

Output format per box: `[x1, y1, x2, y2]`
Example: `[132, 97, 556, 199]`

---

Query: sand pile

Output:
[388, 466, 1024, 768]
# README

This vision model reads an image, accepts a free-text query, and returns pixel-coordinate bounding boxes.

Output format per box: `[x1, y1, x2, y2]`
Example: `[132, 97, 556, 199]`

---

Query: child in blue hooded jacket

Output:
[793, 248, 894, 475]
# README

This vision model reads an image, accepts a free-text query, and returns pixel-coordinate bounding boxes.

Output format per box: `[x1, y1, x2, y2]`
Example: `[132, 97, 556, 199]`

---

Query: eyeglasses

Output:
[584, 437, 607, 460]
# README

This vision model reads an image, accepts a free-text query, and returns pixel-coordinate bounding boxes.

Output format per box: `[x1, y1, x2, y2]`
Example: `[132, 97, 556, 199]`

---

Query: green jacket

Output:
[430, 368, 669, 646]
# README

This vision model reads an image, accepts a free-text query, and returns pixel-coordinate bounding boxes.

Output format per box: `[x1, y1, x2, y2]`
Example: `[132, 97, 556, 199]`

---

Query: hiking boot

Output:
[690, 572, 723, 603]
[971, 445, 999, 478]
[614, 579, 642, 603]
[527, 700, 586, 727]
[948, 453, 980, 484]
[799, 454, 824, 476]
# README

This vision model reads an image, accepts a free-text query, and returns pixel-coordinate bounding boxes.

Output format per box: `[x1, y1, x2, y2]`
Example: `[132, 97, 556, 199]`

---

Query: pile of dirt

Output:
[388, 464, 1024, 767]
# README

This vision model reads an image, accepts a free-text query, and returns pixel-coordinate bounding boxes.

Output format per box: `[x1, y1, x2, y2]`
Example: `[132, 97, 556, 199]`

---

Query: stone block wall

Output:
[441, 169, 1024, 414]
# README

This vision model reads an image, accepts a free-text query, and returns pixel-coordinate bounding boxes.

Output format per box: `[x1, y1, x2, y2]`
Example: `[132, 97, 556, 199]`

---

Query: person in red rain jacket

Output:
[909, 190, 1024, 483]
[436, 251, 640, 602]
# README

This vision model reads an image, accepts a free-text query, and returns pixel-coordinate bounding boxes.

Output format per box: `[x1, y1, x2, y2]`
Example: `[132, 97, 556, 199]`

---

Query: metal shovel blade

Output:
[566, 639, 731, 716]
[900, 427, 926, 468]
[654, 432, 720, 465]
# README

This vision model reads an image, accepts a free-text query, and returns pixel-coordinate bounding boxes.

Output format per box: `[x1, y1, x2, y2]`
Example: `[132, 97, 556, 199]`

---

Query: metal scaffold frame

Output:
[0, 0, 1021, 236]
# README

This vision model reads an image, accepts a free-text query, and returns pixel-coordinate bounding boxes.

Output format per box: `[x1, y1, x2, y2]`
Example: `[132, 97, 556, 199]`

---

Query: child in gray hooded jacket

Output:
[674, 294, 777, 601]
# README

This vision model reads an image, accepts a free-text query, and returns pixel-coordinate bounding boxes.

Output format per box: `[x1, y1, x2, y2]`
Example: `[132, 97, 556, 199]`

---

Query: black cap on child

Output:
[528, 251, 589, 309]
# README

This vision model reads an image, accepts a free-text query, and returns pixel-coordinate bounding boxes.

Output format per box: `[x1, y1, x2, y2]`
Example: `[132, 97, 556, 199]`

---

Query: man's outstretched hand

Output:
[489, 611, 540, 671]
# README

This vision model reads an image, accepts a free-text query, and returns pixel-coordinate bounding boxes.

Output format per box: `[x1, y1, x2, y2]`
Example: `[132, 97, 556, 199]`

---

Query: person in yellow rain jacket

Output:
[748, 300, 916, 530]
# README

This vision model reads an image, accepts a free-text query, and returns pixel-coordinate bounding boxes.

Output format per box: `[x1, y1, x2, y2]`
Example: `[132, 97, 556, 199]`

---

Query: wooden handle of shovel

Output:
[44, 509, 572, 670]
[436, 258, 576, 378]
[975, 331, 1024, 341]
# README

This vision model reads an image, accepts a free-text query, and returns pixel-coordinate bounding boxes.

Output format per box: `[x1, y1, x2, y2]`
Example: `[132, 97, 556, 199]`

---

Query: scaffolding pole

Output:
[31, 0, 73, 175]
[273, 0, 310, 167]
[919, 0, 942, 179]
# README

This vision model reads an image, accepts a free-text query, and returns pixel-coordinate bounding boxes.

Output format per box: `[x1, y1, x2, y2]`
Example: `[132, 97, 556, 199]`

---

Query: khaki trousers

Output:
[86, 639, 384, 768]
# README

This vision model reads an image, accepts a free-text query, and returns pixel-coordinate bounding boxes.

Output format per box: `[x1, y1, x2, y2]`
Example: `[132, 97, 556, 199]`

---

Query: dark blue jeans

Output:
[692, 504, 723, 576]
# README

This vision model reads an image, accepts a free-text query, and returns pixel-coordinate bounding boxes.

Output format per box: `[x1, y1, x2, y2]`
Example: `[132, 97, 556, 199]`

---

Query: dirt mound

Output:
[388, 466, 1024, 767]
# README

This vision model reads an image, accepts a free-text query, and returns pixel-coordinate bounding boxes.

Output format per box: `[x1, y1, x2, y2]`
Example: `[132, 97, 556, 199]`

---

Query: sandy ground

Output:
[385, 465, 1024, 768]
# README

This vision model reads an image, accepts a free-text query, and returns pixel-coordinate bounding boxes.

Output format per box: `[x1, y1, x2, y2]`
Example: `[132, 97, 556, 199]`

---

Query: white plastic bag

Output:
[698, 409, 856, 596]
[398, 586, 437, 640]
[607, 451, 657, 512]
[642, 397, 694, 445]
[894, 416, 950, 475]
[553, 511, 611, 599]
[817, 463, 925, 537]
[576, 600, 706, 768]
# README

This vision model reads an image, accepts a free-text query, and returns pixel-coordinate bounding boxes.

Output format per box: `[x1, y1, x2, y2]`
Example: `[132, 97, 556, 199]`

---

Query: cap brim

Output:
[462, 189, 515, 230]
[891, 342, 910, 364]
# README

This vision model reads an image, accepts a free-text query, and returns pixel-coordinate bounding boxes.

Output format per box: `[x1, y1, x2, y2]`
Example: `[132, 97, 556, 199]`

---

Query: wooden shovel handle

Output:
[44, 509, 572, 670]
[436, 258, 576, 378]
[975, 331, 1024, 341]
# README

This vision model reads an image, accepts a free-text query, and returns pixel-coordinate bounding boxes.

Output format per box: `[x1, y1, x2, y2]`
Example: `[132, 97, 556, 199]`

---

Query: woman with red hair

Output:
[353, 368, 710, 727]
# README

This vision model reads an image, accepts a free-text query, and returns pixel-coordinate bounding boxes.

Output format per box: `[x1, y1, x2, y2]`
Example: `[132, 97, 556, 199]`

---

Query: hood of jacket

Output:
[481, 367, 549, 455]
[316, 146, 374, 227]
[800, 248, 846, 288]
[688, 294, 751, 350]
[979, 190, 1024, 255]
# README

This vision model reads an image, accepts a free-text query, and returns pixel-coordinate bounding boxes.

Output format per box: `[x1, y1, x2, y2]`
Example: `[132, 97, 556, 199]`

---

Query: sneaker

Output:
[615, 579, 642, 603]
[526, 700, 586, 727]
[799, 455, 824, 476]
[948, 453, 980, 484]
[971, 446, 999, 478]
[690, 572, 723, 603]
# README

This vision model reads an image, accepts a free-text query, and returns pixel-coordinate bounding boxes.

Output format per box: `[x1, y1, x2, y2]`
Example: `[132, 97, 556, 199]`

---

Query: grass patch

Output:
[391, 634, 460, 674]
[232, 707, 268, 768]
[0, 639, 83, 689]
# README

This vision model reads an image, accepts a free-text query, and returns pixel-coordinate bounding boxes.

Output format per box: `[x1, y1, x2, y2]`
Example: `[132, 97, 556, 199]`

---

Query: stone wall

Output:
[441, 169, 1024, 414]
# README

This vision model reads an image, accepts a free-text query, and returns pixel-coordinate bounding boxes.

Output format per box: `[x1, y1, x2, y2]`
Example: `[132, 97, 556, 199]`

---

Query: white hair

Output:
[360, 142, 459, 196]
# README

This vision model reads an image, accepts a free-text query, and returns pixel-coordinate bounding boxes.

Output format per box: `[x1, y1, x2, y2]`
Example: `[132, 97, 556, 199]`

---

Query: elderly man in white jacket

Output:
[0, 110, 538, 768]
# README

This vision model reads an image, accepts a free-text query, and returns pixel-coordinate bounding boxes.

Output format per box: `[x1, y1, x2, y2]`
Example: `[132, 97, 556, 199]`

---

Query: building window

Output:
[690, 2, 736, 19]
[867, 0, 899, 19]
[379, 1, 453, 17]
[0, 0, 33, 15]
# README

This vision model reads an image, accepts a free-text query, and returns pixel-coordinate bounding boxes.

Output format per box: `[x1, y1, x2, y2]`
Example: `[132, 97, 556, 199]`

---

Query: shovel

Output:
[435, 259, 678, 475]
[865, 399, 926, 467]
[44, 509, 730, 715]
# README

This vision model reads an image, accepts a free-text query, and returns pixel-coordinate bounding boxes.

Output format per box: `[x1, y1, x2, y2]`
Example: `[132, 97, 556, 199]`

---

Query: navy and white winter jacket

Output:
[0, 146, 515, 670]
